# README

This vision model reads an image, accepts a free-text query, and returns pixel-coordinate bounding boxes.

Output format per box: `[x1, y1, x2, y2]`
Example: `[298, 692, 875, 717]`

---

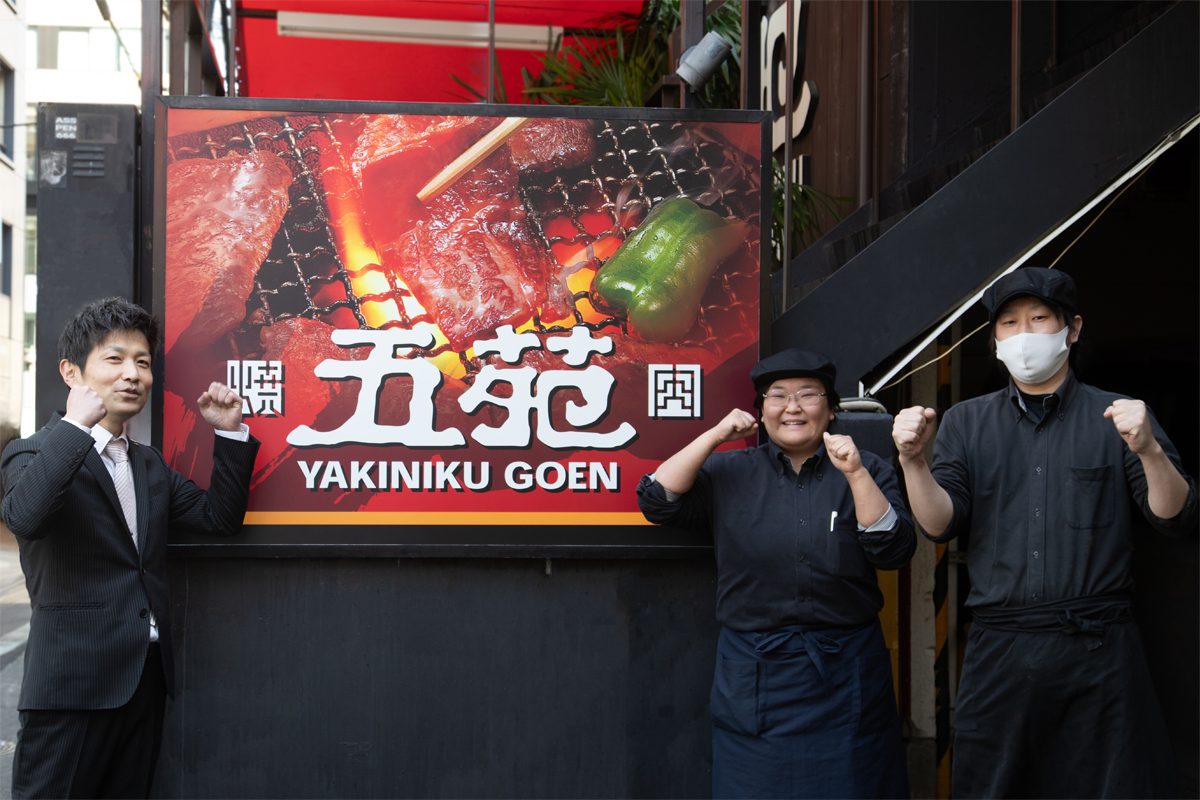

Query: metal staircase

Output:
[772, 0, 1199, 396]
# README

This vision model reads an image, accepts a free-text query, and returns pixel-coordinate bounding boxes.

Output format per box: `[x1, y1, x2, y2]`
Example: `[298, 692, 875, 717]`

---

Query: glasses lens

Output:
[764, 392, 826, 407]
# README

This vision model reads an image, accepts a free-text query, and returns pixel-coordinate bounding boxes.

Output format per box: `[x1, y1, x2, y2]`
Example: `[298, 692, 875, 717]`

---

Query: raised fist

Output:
[710, 408, 758, 445]
[198, 382, 245, 432]
[824, 432, 863, 475]
[64, 382, 108, 429]
[1104, 398, 1158, 456]
[893, 406, 937, 462]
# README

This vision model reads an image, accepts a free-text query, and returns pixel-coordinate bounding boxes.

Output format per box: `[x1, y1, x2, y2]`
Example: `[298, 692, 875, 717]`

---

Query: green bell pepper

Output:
[592, 197, 750, 342]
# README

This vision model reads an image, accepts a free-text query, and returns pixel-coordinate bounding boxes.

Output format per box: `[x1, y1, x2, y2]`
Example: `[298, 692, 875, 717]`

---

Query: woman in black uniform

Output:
[637, 349, 913, 799]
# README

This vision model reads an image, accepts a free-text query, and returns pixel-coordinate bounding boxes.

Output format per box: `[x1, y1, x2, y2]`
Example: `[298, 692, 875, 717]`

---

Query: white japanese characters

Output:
[228, 359, 285, 417]
[285, 325, 636, 450]
[287, 328, 465, 448]
[649, 364, 704, 419]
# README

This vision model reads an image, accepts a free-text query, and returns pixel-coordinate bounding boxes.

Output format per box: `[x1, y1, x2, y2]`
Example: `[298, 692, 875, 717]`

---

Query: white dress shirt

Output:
[64, 417, 249, 641]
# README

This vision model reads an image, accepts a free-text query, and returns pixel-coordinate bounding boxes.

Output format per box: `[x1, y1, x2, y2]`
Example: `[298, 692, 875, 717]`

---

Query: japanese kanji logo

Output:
[228, 360, 285, 417]
[648, 365, 703, 419]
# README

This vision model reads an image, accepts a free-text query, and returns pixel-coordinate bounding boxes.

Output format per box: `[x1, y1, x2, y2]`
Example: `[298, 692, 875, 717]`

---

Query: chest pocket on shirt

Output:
[834, 520, 868, 577]
[1066, 465, 1115, 530]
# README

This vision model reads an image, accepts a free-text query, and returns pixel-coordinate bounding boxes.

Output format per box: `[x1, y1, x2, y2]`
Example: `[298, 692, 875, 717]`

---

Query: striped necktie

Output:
[104, 438, 138, 549]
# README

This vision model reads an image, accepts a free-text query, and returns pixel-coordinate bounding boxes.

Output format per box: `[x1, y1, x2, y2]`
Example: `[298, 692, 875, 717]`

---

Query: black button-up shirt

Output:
[637, 441, 916, 632]
[930, 370, 1198, 610]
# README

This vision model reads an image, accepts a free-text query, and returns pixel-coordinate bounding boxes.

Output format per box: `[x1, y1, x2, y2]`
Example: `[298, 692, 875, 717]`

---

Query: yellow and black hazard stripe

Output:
[933, 541, 951, 798]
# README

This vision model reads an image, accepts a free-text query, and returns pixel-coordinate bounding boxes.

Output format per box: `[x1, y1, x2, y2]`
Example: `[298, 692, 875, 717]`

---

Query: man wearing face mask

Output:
[892, 267, 1196, 798]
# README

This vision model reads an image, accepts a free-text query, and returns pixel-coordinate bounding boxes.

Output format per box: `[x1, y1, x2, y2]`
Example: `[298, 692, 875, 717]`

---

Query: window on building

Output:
[24, 214, 35, 276]
[118, 29, 141, 73]
[36, 27, 57, 69]
[2, 223, 13, 296]
[89, 27, 116, 72]
[25, 106, 35, 184]
[31, 26, 142, 75]
[0, 62, 13, 158]
[57, 29, 90, 72]
[25, 214, 36, 347]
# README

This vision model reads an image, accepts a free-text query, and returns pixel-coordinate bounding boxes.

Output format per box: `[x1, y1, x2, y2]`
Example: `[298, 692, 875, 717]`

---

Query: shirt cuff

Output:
[858, 504, 898, 533]
[647, 472, 683, 502]
[215, 423, 250, 442]
[63, 417, 91, 433]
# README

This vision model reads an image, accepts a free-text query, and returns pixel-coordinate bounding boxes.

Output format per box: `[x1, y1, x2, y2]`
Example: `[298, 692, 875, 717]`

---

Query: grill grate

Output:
[520, 119, 760, 354]
[168, 114, 760, 377]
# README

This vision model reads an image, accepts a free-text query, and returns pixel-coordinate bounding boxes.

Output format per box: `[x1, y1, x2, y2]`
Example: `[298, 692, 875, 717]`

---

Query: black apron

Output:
[711, 619, 909, 799]
[952, 594, 1180, 799]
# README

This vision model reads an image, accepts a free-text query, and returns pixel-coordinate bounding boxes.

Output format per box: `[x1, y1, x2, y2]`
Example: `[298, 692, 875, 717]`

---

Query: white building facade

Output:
[0, 0, 26, 443]
[21, 0, 145, 436]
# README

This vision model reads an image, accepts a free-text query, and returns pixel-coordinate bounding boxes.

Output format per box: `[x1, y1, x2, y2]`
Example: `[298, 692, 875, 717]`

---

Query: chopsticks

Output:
[417, 117, 532, 203]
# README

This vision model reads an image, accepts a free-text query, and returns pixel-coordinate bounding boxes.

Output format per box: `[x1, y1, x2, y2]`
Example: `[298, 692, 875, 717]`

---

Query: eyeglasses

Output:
[762, 391, 827, 409]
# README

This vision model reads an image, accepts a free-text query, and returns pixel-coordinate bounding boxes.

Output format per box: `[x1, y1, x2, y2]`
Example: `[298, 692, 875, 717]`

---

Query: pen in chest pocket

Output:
[830, 511, 837, 531]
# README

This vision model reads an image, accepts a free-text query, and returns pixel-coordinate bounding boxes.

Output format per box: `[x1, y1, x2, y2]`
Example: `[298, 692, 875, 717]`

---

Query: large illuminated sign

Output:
[156, 98, 768, 552]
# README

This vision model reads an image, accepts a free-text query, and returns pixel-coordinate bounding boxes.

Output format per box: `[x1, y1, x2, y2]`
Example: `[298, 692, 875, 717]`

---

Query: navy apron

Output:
[711, 619, 909, 799]
[952, 594, 1180, 799]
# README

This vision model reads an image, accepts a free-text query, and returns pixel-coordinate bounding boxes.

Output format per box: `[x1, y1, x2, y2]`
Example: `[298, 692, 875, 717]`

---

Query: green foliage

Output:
[521, 0, 741, 108]
[447, 1, 849, 262]
[770, 160, 854, 272]
[450, 1, 742, 109]
[447, 50, 509, 104]
[520, 21, 663, 107]
[638, 0, 743, 109]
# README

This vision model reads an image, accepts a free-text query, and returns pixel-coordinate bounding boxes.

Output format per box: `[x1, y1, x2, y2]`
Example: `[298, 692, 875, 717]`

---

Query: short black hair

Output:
[58, 298, 161, 372]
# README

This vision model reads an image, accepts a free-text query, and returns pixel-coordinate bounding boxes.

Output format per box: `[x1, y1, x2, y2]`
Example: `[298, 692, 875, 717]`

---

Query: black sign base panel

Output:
[169, 524, 711, 558]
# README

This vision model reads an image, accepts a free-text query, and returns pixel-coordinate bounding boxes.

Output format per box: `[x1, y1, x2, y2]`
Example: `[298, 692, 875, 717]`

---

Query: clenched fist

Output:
[64, 382, 108, 429]
[1104, 398, 1158, 456]
[709, 408, 758, 446]
[824, 432, 863, 475]
[893, 406, 937, 462]
[197, 382, 245, 432]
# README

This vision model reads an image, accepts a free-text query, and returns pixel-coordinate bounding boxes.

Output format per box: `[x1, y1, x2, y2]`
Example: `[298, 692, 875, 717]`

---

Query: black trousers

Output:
[952, 620, 1179, 799]
[11, 644, 167, 800]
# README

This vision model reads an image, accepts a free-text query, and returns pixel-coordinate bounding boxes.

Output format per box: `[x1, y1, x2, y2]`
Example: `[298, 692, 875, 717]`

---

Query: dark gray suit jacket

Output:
[1, 413, 259, 710]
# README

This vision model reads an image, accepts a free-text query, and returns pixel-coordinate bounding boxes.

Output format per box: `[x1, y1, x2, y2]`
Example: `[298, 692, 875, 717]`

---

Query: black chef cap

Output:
[750, 349, 837, 394]
[982, 268, 1077, 323]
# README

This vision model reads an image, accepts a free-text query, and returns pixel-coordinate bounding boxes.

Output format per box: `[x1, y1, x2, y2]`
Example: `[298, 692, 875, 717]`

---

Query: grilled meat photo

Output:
[165, 151, 292, 354]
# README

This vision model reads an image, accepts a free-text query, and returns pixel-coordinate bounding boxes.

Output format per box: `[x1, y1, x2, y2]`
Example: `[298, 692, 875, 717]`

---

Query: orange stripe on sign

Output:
[243, 512, 656, 526]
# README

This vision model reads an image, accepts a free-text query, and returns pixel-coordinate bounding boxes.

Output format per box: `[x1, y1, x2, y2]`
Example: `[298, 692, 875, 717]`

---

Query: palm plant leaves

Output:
[447, 50, 508, 104]
[771, 160, 853, 272]
[521, 21, 663, 107]
[448, 1, 850, 262]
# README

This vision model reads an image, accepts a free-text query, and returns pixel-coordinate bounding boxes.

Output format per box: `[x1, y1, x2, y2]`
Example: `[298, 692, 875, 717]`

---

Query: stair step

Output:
[771, 1, 1197, 396]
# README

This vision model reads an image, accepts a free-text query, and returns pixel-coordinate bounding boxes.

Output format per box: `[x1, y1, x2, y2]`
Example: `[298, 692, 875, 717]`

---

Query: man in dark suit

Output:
[2, 298, 259, 799]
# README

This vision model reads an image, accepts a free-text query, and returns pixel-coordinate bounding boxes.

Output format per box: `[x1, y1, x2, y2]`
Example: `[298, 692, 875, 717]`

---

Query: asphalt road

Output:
[0, 525, 29, 799]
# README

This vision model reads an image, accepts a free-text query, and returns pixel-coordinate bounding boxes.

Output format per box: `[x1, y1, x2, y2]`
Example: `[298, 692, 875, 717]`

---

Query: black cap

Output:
[750, 349, 837, 393]
[982, 268, 1077, 322]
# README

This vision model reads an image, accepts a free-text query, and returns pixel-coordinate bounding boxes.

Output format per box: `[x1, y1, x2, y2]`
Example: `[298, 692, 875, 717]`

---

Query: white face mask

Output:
[995, 327, 1071, 385]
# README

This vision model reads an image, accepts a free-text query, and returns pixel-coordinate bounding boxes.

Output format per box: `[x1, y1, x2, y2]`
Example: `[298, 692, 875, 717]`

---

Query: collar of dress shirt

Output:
[766, 438, 827, 476]
[1006, 368, 1078, 422]
[63, 414, 249, 445]
[86, 422, 127, 457]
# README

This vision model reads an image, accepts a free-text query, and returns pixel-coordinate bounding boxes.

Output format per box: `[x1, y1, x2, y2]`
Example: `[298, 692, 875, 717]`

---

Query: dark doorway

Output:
[952, 127, 1199, 795]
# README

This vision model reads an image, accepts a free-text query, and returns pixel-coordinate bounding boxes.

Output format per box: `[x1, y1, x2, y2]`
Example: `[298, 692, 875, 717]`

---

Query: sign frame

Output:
[152, 96, 771, 558]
